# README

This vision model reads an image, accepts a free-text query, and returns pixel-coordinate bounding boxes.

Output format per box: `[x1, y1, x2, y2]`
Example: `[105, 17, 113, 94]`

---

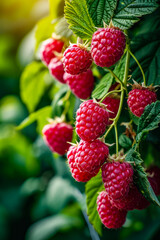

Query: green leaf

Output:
[16, 106, 52, 134]
[87, 0, 117, 27]
[46, 177, 77, 213]
[126, 148, 160, 207]
[136, 101, 160, 143]
[119, 134, 132, 149]
[35, 15, 57, 51]
[92, 73, 113, 99]
[26, 214, 82, 240]
[64, 0, 95, 40]
[85, 171, 104, 235]
[130, 31, 160, 85]
[113, 0, 159, 30]
[20, 62, 48, 112]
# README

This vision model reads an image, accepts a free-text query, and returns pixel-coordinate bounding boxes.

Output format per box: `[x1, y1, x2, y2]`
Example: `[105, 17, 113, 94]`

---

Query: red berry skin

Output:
[147, 166, 160, 196]
[76, 100, 109, 141]
[67, 146, 99, 182]
[42, 122, 73, 155]
[91, 28, 126, 68]
[111, 184, 150, 211]
[48, 58, 65, 84]
[75, 140, 109, 173]
[63, 44, 92, 75]
[41, 38, 64, 66]
[102, 97, 120, 124]
[102, 162, 133, 200]
[97, 191, 127, 229]
[127, 88, 157, 117]
[63, 69, 94, 99]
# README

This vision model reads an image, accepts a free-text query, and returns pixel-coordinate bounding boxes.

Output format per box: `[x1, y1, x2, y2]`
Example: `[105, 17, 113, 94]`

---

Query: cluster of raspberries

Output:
[40, 27, 126, 100]
[97, 165, 160, 229]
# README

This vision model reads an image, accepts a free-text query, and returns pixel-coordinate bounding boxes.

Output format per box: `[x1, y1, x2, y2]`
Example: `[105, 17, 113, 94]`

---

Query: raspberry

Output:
[127, 88, 157, 117]
[63, 69, 94, 99]
[102, 161, 133, 200]
[111, 184, 150, 211]
[97, 191, 127, 229]
[76, 100, 109, 141]
[147, 166, 160, 196]
[63, 44, 92, 75]
[48, 58, 65, 84]
[41, 38, 64, 66]
[67, 146, 99, 182]
[91, 27, 126, 67]
[75, 140, 109, 173]
[102, 97, 120, 124]
[42, 122, 73, 155]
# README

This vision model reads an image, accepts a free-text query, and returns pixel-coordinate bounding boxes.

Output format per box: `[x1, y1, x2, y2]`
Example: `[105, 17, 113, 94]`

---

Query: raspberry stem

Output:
[104, 68, 124, 86]
[99, 89, 122, 103]
[128, 49, 146, 86]
[103, 46, 131, 146]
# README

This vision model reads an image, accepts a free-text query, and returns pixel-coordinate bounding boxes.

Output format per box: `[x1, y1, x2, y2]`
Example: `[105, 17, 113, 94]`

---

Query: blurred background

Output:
[0, 0, 160, 240]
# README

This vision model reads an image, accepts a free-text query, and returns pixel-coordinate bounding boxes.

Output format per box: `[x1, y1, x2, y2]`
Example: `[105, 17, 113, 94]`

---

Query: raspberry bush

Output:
[16, 0, 160, 238]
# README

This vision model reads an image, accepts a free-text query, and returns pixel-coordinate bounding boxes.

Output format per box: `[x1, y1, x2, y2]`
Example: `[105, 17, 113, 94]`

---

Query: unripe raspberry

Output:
[111, 184, 150, 211]
[91, 27, 126, 67]
[102, 161, 133, 200]
[147, 166, 160, 196]
[67, 146, 99, 182]
[127, 88, 157, 117]
[97, 191, 127, 229]
[102, 97, 120, 124]
[48, 58, 65, 84]
[76, 100, 109, 141]
[63, 69, 94, 99]
[41, 38, 64, 66]
[42, 122, 73, 155]
[75, 140, 109, 173]
[63, 44, 92, 75]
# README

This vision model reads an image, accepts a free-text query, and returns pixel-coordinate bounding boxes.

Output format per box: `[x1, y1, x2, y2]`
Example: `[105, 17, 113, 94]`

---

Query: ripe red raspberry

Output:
[76, 100, 109, 141]
[63, 69, 94, 99]
[147, 166, 160, 196]
[41, 38, 64, 66]
[111, 184, 150, 211]
[97, 191, 127, 229]
[75, 140, 109, 173]
[63, 44, 92, 75]
[42, 122, 73, 155]
[102, 97, 120, 124]
[67, 146, 99, 182]
[127, 88, 157, 117]
[48, 58, 65, 84]
[102, 161, 133, 200]
[91, 27, 126, 67]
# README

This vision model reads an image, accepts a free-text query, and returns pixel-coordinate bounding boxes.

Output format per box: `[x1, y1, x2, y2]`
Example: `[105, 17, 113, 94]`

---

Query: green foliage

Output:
[64, 0, 95, 40]
[136, 101, 160, 144]
[92, 73, 113, 99]
[130, 17, 160, 85]
[20, 61, 50, 113]
[119, 134, 132, 149]
[26, 214, 82, 240]
[46, 177, 77, 213]
[126, 149, 160, 207]
[85, 171, 105, 235]
[112, 0, 159, 30]
[16, 106, 52, 134]
[87, 0, 117, 26]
